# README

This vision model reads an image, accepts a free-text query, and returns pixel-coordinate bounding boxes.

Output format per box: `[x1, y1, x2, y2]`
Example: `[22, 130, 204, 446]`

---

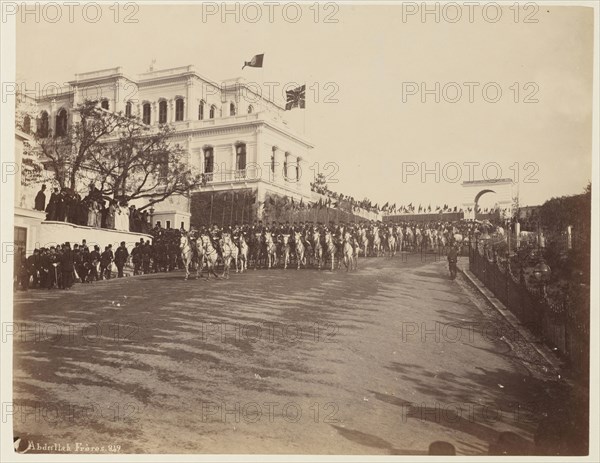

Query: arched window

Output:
[125, 101, 132, 117]
[38, 111, 49, 137]
[198, 100, 205, 120]
[23, 115, 31, 134]
[248, 105, 254, 114]
[158, 100, 167, 124]
[209, 105, 216, 119]
[55, 109, 68, 137]
[236, 144, 246, 171]
[230, 102, 236, 116]
[101, 99, 109, 110]
[175, 98, 184, 121]
[142, 103, 151, 124]
[203, 147, 214, 181]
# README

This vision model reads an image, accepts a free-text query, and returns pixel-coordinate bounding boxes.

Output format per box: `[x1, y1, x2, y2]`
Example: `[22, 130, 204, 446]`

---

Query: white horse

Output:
[324, 231, 337, 271]
[294, 232, 306, 270]
[399, 228, 405, 252]
[372, 227, 382, 257]
[179, 234, 195, 280]
[236, 234, 249, 272]
[342, 231, 357, 271]
[194, 235, 205, 278]
[199, 234, 221, 280]
[386, 227, 396, 257]
[359, 228, 369, 257]
[264, 231, 278, 269]
[312, 230, 323, 269]
[220, 233, 237, 278]
[281, 234, 291, 269]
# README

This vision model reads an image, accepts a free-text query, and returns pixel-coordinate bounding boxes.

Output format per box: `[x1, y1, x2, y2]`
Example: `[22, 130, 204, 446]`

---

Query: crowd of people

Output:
[309, 182, 479, 216]
[14, 223, 187, 291]
[14, 217, 500, 291]
[34, 184, 152, 233]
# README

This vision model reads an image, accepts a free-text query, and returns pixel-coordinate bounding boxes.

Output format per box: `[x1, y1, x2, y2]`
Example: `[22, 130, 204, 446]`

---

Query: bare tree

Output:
[86, 121, 202, 211]
[24, 100, 202, 210]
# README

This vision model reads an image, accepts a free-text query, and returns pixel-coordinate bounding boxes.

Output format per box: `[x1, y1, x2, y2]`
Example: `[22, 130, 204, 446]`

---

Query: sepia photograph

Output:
[1, 1, 598, 461]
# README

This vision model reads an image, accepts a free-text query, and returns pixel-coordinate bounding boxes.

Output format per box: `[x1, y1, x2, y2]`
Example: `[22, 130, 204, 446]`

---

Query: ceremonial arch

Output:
[461, 178, 514, 220]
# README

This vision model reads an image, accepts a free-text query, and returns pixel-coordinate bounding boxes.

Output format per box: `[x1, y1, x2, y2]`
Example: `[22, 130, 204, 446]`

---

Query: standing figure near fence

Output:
[447, 244, 458, 280]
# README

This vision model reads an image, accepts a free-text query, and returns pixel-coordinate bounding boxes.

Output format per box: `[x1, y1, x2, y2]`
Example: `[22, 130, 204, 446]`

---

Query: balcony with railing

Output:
[202, 167, 260, 185]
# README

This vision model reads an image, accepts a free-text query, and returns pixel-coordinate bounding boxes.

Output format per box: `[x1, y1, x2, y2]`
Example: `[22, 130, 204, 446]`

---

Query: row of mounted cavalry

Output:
[178, 223, 471, 279]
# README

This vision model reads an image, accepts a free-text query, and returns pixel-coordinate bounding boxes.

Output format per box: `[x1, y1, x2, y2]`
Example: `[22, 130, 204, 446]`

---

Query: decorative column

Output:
[71, 87, 81, 125]
[255, 126, 263, 166]
[231, 143, 237, 180]
[72, 85, 80, 107]
[152, 102, 158, 125]
[283, 152, 290, 182]
[272, 147, 281, 183]
[296, 156, 303, 189]
[199, 148, 205, 174]
[50, 98, 57, 135]
[168, 99, 174, 123]
[113, 80, 122, 113]
[186, 77, 194, 121]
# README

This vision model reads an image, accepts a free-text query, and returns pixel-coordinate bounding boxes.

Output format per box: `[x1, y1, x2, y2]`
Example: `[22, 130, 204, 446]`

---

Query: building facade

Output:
[32, 65, 315, 229]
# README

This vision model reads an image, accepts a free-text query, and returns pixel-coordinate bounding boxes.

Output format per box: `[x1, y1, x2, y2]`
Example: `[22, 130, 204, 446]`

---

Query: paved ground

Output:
[12, 253, 583, 455]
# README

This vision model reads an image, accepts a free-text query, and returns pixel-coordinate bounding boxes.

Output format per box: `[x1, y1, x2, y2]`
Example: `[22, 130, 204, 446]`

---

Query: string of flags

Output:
[256, 192, 511, 218]
[240, 54, 508, 216]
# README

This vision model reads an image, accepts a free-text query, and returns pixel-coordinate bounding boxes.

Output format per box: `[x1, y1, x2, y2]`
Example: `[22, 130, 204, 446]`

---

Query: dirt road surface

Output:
[12, 254, 579, 455]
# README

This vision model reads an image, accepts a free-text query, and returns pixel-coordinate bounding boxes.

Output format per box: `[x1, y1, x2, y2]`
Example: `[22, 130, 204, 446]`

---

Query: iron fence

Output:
[469, 240, 589, 382]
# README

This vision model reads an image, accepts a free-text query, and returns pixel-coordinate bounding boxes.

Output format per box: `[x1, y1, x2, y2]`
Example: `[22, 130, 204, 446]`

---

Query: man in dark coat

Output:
[88, 245, 100, 282]
[45, 187, 60, 220]
[45, 247, 59, 289]
[34, 184, 47, 211]
[72, 244, 83, 282]
[142, 241, 152, 274]
[114, 242, 129, 278]
[79, 247, 90, 283]
[26, 249, 41, 288]
[131, 242, 142, 275]
[99, 246, 113, 280]
[60, 242, 74, 289]
[55, 189, 67, 222]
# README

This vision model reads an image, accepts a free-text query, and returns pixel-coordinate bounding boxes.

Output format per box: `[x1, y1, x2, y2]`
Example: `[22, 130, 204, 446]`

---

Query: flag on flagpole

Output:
[242, 54, 264, 70]
[285, 85, 306, 110]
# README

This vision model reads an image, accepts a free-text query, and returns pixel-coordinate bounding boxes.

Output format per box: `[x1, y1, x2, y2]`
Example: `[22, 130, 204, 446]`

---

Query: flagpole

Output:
[209, 193, 214, 225]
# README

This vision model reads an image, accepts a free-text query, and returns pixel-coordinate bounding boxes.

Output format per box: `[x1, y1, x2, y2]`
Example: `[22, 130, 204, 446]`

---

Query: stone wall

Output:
[38, 221, 153, 250]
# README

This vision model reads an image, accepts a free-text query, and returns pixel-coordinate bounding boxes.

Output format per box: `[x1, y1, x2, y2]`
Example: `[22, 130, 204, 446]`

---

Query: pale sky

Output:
[15, 2, 594, 210]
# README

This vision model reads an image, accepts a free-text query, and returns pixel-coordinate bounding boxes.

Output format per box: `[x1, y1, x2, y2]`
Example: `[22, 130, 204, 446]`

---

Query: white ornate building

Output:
[33, 65, 315, 229]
